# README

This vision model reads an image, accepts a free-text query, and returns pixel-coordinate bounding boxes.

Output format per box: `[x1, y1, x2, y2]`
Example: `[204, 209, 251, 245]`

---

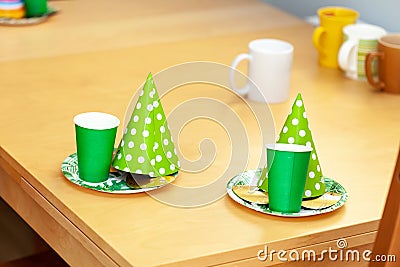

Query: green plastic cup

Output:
[74, 112, 120, 183]
[266, 143, 312, 213]
[24, 0, 48, 18]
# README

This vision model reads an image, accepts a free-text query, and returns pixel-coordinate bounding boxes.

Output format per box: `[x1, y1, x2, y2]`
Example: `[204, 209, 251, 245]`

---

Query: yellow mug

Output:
[312, 7, 359, 68]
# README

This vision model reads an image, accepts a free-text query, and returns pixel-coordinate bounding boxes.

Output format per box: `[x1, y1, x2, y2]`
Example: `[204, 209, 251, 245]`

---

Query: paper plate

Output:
[226, 169, 348, 217]
[0, 7, 57, 26]
[61, 153, 176, 194]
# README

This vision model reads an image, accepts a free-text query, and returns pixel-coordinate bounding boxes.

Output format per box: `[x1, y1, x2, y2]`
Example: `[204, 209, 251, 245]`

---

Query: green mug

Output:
[74, 112, 120, 183]
[24, 0, 48, 17]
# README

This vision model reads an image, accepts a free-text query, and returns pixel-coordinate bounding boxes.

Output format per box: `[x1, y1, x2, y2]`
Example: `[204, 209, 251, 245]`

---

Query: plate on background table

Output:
[226, 169, 348, 217]
[61, 153, 176, 194]
[0, 7, 57, 26]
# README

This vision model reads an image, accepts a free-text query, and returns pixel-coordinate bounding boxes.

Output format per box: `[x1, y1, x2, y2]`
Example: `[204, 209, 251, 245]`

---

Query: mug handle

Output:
[365, 51, 385, 89]
[338, 40, 357, 72]
[312, 26, 327, 54]
[229, 53, 251, 95]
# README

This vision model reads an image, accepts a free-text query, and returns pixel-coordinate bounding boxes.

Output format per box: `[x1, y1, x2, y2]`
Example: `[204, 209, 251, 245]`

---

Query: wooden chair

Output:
[370, 147, 400, 266]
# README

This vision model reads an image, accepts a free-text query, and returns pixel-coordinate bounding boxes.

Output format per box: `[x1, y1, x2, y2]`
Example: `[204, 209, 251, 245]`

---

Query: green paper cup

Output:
[24, 0, 48, 18]
[74, 112, 120, 183]
[266, 143, 312, 213]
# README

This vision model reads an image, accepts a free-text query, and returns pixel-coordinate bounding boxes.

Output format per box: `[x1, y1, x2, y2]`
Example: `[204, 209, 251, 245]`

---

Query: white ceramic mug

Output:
[229, 39, 294, 103]
[338, 24, 386, 80]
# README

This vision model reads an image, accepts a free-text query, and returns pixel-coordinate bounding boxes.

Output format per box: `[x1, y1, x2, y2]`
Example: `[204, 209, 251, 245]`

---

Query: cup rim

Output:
[379, 34, 400, 49]
[248, 39, 293, 54]
[343, 24, 386, 40]
[74, 112, 120, 130]
[317, 6, 359, 19]
[266, 143, 312, 153]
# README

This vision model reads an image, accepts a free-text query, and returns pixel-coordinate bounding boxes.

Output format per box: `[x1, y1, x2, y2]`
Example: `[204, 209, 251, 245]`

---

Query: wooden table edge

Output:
[0, 146, 381, 266]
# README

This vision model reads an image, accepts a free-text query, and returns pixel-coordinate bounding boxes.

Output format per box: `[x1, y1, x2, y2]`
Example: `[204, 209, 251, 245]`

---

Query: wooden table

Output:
[1, 0, 399, 266]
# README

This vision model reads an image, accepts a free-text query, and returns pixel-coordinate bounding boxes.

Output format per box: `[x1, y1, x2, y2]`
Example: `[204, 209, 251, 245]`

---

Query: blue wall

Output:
[264, 0, 399, 32]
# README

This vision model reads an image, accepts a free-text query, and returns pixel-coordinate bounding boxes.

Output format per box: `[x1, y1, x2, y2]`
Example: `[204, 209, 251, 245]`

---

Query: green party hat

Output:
[112, 73, 180, 177]
[259, 93, 326, 198]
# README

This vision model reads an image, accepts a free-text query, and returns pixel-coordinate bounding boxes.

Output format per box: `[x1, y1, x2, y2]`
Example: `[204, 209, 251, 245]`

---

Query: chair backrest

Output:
[370, 147, 400, 266]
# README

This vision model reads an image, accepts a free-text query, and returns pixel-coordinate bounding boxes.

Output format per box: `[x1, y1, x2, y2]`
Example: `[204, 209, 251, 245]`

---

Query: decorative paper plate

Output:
[61, 153, 176, 194]
[0, 7, 57, 26]
[226, 169, 348, 217]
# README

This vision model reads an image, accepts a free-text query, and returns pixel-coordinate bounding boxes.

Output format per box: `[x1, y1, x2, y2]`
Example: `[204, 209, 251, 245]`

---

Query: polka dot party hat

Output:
[112, 73, 180, 177]
[277, 93, 325, 198]
[258, 93, 326, 198]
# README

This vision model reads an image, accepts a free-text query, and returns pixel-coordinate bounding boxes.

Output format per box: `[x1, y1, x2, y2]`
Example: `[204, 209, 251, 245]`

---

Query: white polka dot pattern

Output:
[111, 73, 180, 177]
[275, 93, 325, 198]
